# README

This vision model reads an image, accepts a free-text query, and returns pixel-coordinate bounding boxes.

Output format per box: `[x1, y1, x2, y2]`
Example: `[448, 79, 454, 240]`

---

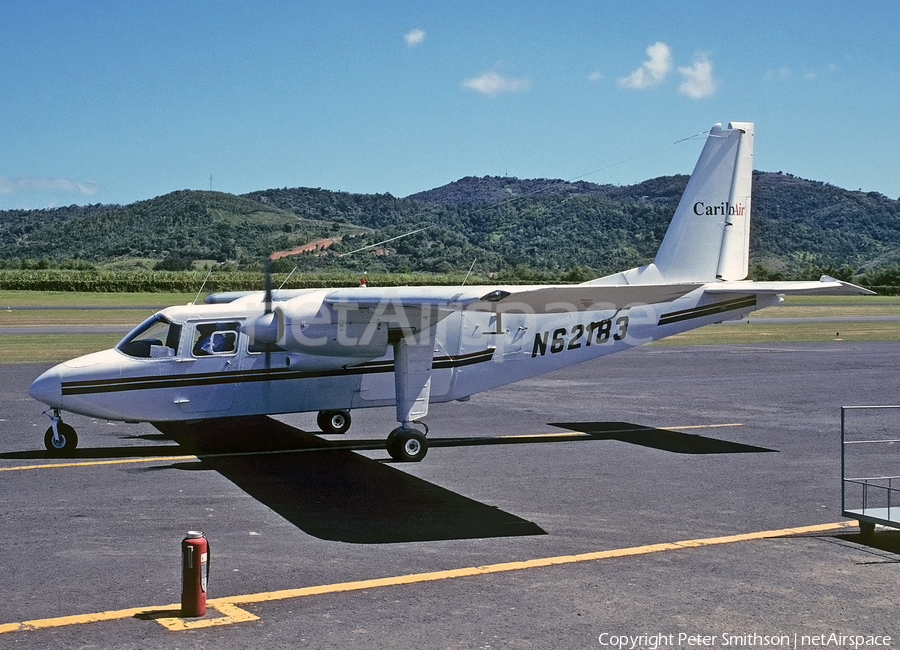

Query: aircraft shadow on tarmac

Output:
[0, 418, 773, 544]
[152, 418, 772, 542]
[152, 416, 547, 545]
[550, 422, 777, 454]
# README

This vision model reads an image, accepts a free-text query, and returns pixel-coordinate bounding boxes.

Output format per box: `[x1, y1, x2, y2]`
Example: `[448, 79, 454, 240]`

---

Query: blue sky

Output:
[1, 1, 899, 210]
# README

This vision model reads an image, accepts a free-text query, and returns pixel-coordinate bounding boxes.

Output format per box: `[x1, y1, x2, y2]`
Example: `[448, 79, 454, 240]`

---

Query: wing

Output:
[323, 283, 703, 313]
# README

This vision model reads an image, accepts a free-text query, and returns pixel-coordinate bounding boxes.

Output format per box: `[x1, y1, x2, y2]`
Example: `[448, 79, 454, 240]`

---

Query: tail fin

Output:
[653, 122, 754, 282]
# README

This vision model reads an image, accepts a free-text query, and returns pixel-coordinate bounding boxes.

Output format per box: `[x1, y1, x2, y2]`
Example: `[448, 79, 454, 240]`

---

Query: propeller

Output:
[239, 259, 279, 369]
[243, 261, 300, 370]
[264, 259, 273, 315]
[263, 260, 273, 368]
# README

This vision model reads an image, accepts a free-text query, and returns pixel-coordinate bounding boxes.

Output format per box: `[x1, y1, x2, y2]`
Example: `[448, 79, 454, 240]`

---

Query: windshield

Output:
[116, 313, 182, 358]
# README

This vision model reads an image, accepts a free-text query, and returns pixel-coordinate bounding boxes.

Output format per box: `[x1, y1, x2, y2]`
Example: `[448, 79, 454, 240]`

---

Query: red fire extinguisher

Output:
[181, 531, 209, 617]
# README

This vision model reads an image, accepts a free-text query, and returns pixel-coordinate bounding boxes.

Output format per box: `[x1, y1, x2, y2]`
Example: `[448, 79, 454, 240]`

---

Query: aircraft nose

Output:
[29, 366, 62, 407]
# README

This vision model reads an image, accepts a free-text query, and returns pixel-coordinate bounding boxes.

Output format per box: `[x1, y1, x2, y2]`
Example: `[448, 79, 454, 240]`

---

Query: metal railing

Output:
[841, 405, 900, 528]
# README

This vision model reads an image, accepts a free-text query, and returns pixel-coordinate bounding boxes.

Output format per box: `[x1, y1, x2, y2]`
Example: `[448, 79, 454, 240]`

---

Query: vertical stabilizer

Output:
[653, 122, 754, 282]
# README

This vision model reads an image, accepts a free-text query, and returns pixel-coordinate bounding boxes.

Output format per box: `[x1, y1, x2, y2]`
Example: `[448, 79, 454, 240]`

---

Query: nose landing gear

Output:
[43, 409, 78, 456]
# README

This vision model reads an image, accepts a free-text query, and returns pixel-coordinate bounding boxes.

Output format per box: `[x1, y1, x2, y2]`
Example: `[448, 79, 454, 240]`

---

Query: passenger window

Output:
[192, 322, 240, 356]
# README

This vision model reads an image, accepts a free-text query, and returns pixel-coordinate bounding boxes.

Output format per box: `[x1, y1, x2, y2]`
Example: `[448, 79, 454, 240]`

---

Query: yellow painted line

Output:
[501, 432, 590, 440]
[152, 603, 260, 631]
[0, 447, 344, 472]
[0, 423, 744, 472]
[213, 520, 852, 606]
[667, 423, 743, 430]
[0, 455, 198, 472]
[0, 520, 858, 635]
[0, 444, 377, 472]
[0, 605, 165, 634]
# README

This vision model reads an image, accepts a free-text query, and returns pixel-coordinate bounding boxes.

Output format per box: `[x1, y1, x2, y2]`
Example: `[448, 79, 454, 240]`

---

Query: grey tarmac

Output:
[1, 342, 899, 648]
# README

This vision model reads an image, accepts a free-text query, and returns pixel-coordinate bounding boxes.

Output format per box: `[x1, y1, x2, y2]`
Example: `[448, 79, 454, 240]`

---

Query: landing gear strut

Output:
[385, 327, 434, 463]
[316, 409, 352, 434]
[43, 409, 78, 456]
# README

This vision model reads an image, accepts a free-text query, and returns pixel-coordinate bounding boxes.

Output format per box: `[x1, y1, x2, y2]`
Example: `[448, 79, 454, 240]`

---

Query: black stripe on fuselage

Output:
[61, 349, 495, 396]
[657, 296, 756, 327]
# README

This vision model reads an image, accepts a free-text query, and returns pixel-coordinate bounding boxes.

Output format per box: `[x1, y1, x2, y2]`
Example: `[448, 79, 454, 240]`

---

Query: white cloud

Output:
[678, 57, 716, 99]
[0, 176, 101, 196]
[588, 70, 603, 82]
[765, 67, 792, 81]
[767, 63, 836, 82]
[404, 28, 426, 47]
[462, 71, 531, 96]
[618, 41, 672, 89]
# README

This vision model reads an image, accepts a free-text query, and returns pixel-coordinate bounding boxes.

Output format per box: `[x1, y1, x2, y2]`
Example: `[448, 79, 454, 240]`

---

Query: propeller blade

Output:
[264, 260, 273, 314]
[264, 259, 273, 367]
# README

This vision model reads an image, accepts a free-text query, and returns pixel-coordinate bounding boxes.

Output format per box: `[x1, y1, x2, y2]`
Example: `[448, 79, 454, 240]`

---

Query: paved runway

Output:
[2, 342, 899, 648]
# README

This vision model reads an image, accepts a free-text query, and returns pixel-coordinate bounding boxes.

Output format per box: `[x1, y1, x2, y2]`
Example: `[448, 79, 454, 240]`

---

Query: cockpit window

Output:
[117, 314, 182, 358]
[192, 322, 240, 356]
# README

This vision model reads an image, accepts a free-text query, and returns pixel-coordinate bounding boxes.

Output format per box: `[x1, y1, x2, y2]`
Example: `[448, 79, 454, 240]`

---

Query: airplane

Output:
[28, 121, 873, 462]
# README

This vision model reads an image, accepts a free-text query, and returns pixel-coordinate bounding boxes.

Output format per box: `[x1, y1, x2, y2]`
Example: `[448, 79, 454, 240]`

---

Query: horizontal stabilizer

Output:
[703, 276, 875, 296]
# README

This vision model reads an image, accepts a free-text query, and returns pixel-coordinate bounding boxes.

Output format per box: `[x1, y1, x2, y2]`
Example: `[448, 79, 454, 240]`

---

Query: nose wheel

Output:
[43, 411, 78, 456]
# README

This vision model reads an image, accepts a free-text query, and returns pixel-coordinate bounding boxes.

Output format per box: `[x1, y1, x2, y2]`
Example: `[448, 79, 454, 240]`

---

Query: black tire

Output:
[317, 409, 351, 434]
[44, 423, 78, 456]
[859, 521, 876, 538]
[386, 427, 402, 459]
[387, 427, 427, 462]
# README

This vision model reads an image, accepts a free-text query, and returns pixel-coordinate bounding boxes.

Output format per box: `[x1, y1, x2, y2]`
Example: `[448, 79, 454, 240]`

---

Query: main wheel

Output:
[386, 427, 428, 463]
[44, 423, 78, 456]
[317, 409, 351, 434]
[386, 427, 402, 458]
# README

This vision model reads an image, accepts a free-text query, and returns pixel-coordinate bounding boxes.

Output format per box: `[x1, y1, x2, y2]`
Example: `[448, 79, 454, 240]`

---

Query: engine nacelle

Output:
[241, 311, 278, 345]
[275, 291, 389, 358]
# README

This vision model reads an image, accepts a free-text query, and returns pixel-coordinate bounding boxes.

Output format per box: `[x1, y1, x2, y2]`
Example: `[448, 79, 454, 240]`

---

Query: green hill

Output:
[2, 171, 899, 284]
[0, 190, 369, 269]
[248, 172, 900, 280]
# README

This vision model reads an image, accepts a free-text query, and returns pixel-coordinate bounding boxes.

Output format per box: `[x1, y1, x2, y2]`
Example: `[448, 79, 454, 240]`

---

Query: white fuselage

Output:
[28, 287, 774, 424]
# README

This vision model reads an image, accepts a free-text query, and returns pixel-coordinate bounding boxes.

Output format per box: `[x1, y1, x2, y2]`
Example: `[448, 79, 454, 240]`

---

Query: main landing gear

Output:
[386, 422, 429, 463]
[316, 409, 352, 434]
[43, 409, 78, 456]
[316, 409, 428, 462]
